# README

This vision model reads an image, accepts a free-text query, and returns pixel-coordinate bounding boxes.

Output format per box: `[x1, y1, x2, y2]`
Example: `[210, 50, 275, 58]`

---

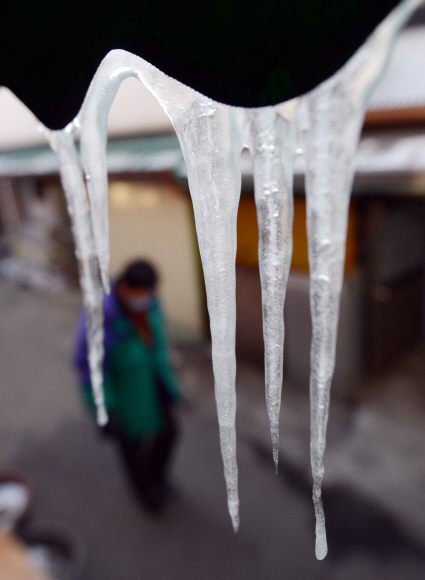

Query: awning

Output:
[0, 134, 186, 178]
[1, 130, 425, 195]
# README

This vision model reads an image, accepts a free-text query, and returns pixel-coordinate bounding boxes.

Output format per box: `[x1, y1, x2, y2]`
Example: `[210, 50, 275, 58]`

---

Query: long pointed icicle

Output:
[49, 128, 107, 426]
[172, 98, 243, 530]
[298, 0, 421, 560]
[300, 85, 354, 561]
[246, 107, 295, 470]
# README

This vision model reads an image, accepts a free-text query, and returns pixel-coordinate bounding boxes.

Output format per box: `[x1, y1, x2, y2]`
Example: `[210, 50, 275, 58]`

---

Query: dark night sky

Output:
[0, 0, 400, 129]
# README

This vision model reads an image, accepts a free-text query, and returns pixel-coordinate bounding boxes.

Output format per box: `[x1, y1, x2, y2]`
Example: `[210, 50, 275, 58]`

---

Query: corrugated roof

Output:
[289, 128, 425, 180]
[367, 26, 425, 111]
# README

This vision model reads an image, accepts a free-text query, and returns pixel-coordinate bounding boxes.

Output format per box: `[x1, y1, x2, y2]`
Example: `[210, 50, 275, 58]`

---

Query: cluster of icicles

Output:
[38, 0, 418, 560]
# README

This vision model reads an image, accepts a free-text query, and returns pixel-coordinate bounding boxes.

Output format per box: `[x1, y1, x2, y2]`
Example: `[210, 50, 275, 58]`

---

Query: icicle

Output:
[45, 126, 107, 426]
[245, 107, 296, 470]
[297, 0, 421, 560]
[78, 67, 121, 294]
[171, 98, 243, 530]
[298, 85, 353, 561]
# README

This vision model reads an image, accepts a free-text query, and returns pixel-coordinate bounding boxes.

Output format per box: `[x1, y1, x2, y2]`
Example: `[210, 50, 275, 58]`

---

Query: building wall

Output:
[108, 177, 204, 340]
[235, 192, 363, 396]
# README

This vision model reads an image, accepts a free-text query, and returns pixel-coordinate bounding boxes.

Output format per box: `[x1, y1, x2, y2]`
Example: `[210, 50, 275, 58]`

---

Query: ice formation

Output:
[44, 127, 108, 426]
[38, 0, 419, 558]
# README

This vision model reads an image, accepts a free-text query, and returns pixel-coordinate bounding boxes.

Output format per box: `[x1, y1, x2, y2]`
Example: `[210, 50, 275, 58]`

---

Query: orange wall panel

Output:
[236, 195, 358, 273]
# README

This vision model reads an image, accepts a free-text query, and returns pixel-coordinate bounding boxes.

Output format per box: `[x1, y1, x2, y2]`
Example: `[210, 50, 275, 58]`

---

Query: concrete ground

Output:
[1, 277, 425, 579]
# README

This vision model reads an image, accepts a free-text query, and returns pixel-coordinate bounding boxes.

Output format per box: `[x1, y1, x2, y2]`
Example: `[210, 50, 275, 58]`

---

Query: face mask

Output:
[126, 292, 153, 312]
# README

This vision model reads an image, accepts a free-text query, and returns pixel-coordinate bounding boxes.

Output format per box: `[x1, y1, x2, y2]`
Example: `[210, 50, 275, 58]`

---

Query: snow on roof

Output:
[367, 25, 425, 111]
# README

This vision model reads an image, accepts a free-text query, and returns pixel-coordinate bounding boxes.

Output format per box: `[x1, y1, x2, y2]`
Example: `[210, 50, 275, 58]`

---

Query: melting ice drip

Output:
[39, 0, 419, 560]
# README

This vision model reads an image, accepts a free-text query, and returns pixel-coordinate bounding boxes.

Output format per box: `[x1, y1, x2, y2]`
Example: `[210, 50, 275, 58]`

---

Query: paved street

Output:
[0, 277, 425, 579]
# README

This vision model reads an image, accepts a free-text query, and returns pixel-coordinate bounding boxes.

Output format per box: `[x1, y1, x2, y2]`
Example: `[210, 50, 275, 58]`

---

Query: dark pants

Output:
[116, 383, 179, 513]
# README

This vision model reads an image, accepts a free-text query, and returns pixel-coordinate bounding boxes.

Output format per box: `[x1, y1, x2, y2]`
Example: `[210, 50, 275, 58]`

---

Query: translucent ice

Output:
[38, 0, 419, 556]
[44, 125, 107, 426]
[172, 99, 243, 530]
[245, 106, 296, 470]
[297, 0, 420, 558]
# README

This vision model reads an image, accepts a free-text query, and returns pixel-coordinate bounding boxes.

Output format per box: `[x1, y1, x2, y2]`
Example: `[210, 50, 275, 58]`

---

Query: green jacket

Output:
[76, 291, 179, 438]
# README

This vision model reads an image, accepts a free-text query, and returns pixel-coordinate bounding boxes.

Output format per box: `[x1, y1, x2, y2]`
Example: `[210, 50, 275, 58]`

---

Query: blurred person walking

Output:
[74, 260, 180, 513]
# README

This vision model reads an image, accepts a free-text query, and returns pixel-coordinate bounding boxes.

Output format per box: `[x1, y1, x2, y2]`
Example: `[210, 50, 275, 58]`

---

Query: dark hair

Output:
[120, 260, 158, 289]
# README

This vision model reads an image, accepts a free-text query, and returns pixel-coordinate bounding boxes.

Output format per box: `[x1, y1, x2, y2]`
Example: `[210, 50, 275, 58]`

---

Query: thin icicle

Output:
[78, 69, 120, 294]
[245, 107, 295, 470]
[297, 0, 421, 560]
[172, 98, 243, 530]
[46, 126, 107, 426]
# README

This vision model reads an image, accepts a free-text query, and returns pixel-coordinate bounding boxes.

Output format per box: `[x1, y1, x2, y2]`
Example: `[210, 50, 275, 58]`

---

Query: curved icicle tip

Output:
[315, 523, 328, 560]
[96, 404, 108, 426]
[229, 500, 240, 533]
[271, 429, 279, 473]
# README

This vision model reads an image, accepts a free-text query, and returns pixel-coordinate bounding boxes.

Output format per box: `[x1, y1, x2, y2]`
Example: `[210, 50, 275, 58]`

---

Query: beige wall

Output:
[108, 179, 203, 339]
